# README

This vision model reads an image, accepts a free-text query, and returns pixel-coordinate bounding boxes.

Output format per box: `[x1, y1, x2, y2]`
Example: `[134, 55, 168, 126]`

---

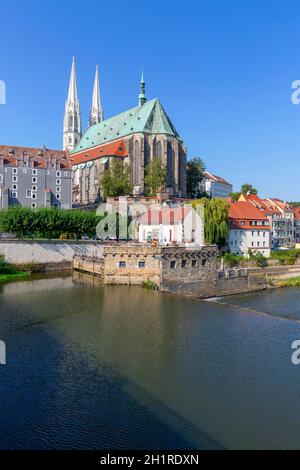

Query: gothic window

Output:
[167, 142, 173, 186]
[154, 140, 162, 158]
[133, 141, 140, 185]
[69, 137, 72, 144]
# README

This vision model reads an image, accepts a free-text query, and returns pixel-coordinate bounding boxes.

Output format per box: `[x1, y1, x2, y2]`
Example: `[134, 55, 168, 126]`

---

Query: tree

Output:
[186, 157, 206, 199]
[144, 157, 167, 196]
[100, 159, 133, 198]
[241, 183, 257, 195]
[228, 192, 241, 202]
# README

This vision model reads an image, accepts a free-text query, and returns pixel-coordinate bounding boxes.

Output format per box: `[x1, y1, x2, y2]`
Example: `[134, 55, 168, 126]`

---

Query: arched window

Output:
[0, 174, 3, 184]
[133, 141, 140, 185]
[167, 143, 173, 187]
[154, 140, 162, 158]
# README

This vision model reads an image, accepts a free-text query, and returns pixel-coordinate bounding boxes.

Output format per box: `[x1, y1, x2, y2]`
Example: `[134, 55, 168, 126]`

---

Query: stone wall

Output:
[0, 240, 104, 266]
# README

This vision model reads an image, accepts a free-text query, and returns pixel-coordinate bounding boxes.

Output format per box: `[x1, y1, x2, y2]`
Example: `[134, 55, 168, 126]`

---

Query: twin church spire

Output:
[63, 58, 146, 151]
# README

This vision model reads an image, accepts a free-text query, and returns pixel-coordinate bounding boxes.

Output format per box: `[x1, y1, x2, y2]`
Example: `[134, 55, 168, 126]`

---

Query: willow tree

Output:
[191, 198, 229, 247]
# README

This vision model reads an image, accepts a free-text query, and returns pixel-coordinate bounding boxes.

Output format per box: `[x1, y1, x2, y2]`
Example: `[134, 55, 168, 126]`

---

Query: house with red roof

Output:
[137, 205, 204, 246]
[239, 194, 295, 249]
[228, 200, 271, 257]
[0, 145, 71, 209]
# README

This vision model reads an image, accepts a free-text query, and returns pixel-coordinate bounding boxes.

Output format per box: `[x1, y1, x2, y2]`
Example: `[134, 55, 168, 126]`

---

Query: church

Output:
[64, 58, 187, 204]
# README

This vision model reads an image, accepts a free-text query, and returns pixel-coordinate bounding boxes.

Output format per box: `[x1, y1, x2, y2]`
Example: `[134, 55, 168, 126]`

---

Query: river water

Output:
[0, 273, 300, 450]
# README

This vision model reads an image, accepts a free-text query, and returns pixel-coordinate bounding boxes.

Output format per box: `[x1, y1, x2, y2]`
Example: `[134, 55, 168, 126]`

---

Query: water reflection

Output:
[0, 275, 300, 449]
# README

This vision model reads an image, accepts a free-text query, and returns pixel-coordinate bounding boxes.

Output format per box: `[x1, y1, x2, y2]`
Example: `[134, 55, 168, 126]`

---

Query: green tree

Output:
[100, 159, 133, 198]
[144, 157, 167, 196]
[228, 192, 241, 202]
[186, 157, 206, 199]
[241, 183, 257, 195]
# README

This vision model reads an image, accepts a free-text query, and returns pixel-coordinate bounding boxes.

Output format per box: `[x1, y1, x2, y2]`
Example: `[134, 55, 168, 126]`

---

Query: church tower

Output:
[89, 65, 104, 126]
[138, 69, 147, 106]
[63, 57, 82, 151]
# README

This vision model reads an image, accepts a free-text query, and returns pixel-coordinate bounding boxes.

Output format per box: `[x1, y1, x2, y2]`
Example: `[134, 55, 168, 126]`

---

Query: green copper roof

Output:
[72, 98, 181, 154]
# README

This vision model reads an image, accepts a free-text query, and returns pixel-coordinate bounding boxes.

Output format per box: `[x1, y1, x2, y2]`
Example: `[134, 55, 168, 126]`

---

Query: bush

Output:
[0, 207, 102, 240]
[248, 250, 268, 268]
[223, 253, 243, 267]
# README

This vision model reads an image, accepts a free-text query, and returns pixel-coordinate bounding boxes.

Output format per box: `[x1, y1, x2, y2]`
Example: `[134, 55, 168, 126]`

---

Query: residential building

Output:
[229, 201, 271, 257]
[200, 171, 233, 198]
[0, 145, 72, 209]
[138, 206, 204, 246]
[67, 62, 187, 204]
[294, 207, 300, 245]
[239, 194, 295, 249]
[264, 198, 295, 248]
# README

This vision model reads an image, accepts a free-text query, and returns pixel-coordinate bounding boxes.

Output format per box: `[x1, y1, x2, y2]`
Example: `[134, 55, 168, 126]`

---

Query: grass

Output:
[270, 276, 300, 287]
[141, 280, 158, 290]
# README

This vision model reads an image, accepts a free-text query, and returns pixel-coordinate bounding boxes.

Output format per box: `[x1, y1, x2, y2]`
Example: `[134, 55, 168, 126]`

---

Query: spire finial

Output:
[138, 67, 146, 106]
[63, 56, 82, 151]
[89, 64, 104, 126]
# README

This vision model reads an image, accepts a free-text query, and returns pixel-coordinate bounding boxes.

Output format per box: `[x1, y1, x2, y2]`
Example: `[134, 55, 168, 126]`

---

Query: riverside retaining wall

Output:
[0, 240, 104, 267]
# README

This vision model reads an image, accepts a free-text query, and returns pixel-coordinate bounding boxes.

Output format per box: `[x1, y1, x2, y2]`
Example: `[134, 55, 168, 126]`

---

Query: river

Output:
[0, 273, 300, 450]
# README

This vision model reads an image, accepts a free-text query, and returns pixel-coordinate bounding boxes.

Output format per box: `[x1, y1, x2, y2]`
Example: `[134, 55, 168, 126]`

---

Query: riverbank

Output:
[0, 271, 31, 284]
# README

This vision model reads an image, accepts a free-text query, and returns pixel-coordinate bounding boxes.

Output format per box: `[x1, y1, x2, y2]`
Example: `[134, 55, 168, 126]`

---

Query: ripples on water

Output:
[0, 274, 300, 450]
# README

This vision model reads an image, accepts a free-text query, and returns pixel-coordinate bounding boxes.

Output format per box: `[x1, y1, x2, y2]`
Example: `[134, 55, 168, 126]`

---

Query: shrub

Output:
[223, 253, 243, 268]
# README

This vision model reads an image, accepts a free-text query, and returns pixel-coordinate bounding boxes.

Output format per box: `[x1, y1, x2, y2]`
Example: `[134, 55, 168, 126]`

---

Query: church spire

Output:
[89, 64, 104, 126]
[63, 56, 82, 151]
[138, 68, 146, 106]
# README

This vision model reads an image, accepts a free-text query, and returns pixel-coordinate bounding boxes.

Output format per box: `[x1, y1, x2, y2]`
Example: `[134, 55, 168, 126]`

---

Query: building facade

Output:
[0, 146, 72, 209]
[229, 200, 271, 257]
[200, 171, 233, 198]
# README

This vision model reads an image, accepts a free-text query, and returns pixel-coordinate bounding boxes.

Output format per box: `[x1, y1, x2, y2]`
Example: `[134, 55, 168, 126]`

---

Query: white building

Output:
[138, 206, 204, 246]
[201, 172, 233, 198]
[229, 201, 271, 257]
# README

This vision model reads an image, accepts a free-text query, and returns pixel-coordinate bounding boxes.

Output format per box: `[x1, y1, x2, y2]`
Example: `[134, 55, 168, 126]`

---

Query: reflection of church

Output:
[64, 58, 187, 204]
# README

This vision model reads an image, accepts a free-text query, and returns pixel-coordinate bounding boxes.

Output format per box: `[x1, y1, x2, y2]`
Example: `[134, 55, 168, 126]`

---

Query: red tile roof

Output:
[241, 194, 280, 215]
[294, 207, 300, 220]
[204, 171, 231, 185]
[0, 145, 69, 169]
[139, 206, 192, 225]
[68, 139, 128, 166]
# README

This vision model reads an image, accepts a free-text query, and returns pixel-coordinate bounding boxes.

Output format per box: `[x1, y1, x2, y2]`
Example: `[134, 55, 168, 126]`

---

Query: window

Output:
[181, 260, 187, 268]
[56, 179, 61, 185]
[12, 184, 17, 190]
[56, 187, 61, 193]
[192, 260, 197, 267]
[31, 203, 36, 209]
[138, 261, 145, 268]
[11, 191, 17, 198]
[119, 261, 126, 268]
[56, 194, 61, 200]
[12, 175, 18, 183]
[32, 177, 37, 183]
[32, 186, 37, 191]
[170, 261, 176, 269]
[252, 231, 254, 236]
[26, 190, 32, 198]
[12, 168, 18, 175]
[64, 172, 68, 176]
[32, 193, 37, 199]
[32, 169, 37, 176]
[202, 259, 207, 266]
[23, 169, 27, 174]
[56, 171, 61, 177]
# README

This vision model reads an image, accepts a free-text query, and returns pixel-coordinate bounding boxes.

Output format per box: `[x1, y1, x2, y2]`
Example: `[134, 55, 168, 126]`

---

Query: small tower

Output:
[63, 57, 82, 151]
[89, 65, 104, 126]
[138, 68, 147, 106]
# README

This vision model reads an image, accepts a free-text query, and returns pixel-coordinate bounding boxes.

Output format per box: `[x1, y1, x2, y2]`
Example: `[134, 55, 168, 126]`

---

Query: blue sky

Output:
[1, 0, 300, 199]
